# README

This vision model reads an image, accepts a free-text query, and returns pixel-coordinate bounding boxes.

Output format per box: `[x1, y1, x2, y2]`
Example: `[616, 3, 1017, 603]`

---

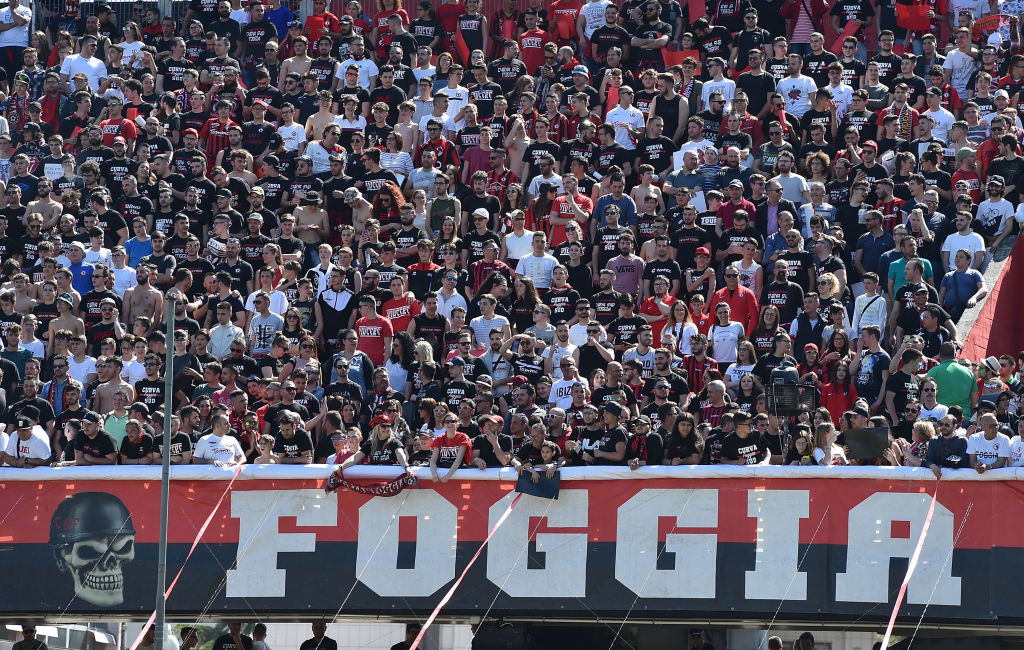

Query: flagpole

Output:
[155, 294, 176, 650]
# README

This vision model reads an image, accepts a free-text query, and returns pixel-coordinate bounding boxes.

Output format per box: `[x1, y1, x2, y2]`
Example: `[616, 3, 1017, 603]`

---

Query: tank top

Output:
[654, 93, 683, 139]
[430, 196, 458, 234]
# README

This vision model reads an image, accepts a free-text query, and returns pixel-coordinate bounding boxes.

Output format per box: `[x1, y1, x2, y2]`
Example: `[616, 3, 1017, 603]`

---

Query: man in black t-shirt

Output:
[720, 411, 770, 465]
[272, 412, 314, 463]
[472, 414, 513, 468]
[588, 401, 628, 465]
[74, 411, 119, 465]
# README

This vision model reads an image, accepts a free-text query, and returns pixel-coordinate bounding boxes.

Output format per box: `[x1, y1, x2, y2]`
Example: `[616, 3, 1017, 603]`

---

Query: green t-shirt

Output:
[926, 359, 977, 416]
[888, 256, 934, 294]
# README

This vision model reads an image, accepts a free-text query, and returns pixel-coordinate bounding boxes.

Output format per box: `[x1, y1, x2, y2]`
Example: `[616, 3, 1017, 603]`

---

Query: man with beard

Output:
[497, 332, 546, 385]
[760, 259, 805, 327]
[99, 137, 137, 206]
[140, 231, 177, 292]
[122, 264, 164, 331]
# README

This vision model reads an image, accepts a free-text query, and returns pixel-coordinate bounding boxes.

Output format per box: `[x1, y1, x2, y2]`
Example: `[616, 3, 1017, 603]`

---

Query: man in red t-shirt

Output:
[518, 11, 550, 73]
[548, 175, 593, 247]
[381, 275, 422, 333]
[99, 96, 138, 154]
[354, 295, 394, 366]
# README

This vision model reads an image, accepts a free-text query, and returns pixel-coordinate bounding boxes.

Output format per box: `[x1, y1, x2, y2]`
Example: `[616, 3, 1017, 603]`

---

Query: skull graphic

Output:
[49, 492, 136, 607]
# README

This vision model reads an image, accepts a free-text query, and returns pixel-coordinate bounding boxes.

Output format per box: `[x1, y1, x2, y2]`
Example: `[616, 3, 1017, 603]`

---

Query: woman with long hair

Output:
[31, 31, 51, 66]
[433, 217, 462, 264]
[469, 272, 512, 320]
[750, 305, 784, 357]
[415, 397, 437, 434]
[813, 422, 848, 466]
[292, 335, 320, 374]
[663, 411, 703, 465]
[815, 272, 850, 326]
[121, 22, 144, 67]
[664, 300, 698, 355]
[820, 328, 852, 374]
[733, 373, 763, 413]
[818, 361, 858, 425]
[261, 244, 285, 283]
[725, 341, 757, 394]
[337, 414, 410, 468]
[508, 76, 535, 113]
[371, 180, 405, 236]
[433, 52, 454, 92]
[381, 132, 414, 179]
[783, 425, 815, 465]
[281, 308, 311, 352]
[385, 331, 417, 399]
[499, 183, 529, 232]
[527, 182, 559, 239]
[509, 276, 541, 333]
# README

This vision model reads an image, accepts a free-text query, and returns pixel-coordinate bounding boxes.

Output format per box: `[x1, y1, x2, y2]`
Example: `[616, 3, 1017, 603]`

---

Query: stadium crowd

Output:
[0, 0, 1023, 480]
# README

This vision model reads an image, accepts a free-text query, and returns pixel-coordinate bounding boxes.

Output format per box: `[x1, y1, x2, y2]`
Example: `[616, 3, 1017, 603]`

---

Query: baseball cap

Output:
[216, 188, 232, 199]
[472, 208, 490, 219]
[512, 375, 529, 388]
[728, 179, 743, 188]
[182, 128, 199, 138]
[995, 89, 1010, 99]
[957, 147, 975, 161]
[343, 188, 361, 202]
[112, 136, 126, 145]
[56, 292, 74, 306]
[99, 297, 116, 306]
[82, 411, 102, 424]
[695, 247, 711, 257]
[247, 213, 264, 223]
[476, 374, 493, 387]
[449, 356, 467, 367]
[860, 140, 878, 150]
[69, 241, 86, 251]
[252, 99, 268, 109]
[16, 414, 33, 429]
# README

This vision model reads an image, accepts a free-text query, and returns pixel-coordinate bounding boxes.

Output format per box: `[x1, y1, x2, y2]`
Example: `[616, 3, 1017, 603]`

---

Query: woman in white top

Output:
[812, 422, 848, 466]
[120, 22, 144, 68]
[724, 340, 757, 392]
[381, 132, 414, 179]
[410, 189, 429, 231]
[709, 301, 746, 366]
[664, 300, 698, 355]
[500, 210, 535, 266]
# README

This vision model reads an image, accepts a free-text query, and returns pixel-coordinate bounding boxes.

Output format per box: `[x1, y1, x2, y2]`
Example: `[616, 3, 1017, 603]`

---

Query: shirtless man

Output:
[278, 35, 312, 87]
[122, 264, 164, 332]
[293, 191, 329, 259]
[25, 178, 64, 229]
[55, 269, 83, 310]
[344, 187, 373, 234]
[226, 150, 258, 187]
[10, 274, 37, 314]
[305, 90, 337, 142]
[92, 356, 136, 415]
[49, 293, 85, 344]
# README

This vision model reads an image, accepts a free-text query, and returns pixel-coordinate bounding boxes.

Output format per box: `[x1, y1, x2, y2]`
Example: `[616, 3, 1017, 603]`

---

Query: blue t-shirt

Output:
[125, 237, 153, 268]
[68, 261, 95, 296]
[939, 268, 984, 312]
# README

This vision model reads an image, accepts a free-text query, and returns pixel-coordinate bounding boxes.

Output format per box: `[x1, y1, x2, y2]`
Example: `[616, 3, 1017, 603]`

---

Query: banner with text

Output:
[1, 465, 1020, 623]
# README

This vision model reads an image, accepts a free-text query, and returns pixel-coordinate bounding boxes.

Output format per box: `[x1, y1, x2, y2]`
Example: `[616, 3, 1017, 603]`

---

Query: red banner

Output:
[1, 466, 1021, 621]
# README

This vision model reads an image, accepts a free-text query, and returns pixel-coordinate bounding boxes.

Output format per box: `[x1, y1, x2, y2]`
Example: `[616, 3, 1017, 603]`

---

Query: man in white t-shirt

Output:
[967, 412, 1011, 473]
[0, 0, 30, 83]
[776, 54, 816, 118]
[940, 212, 987, 271]
[0, 411, 51, 467]
[604, 86, 646, 150]
[338, 39, 379, 91]
[943, 28, 978, 99]
[193, 414, 246, 466]
[59, 35, 108, 93]
[922, 87, 956, 142]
